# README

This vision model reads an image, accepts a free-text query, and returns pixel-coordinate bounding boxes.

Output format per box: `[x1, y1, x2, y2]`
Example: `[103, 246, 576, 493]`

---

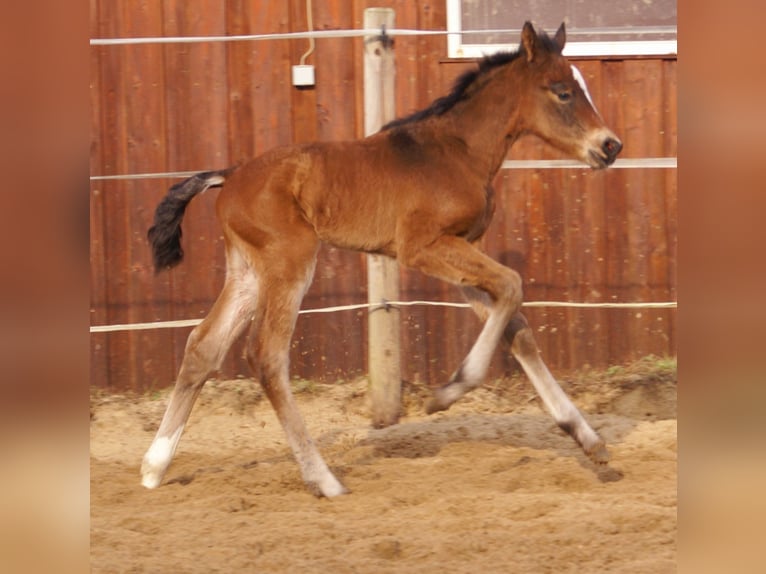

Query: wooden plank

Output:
[525, 170, 553, 361]
[622, 59, 661, 361]
[96, 2, 179, 392]
[400, 271, 435, 385]
[225, 0, 258, 162]
[662, 59, 678, 356]
[314, 0, 356, 141]
[597, 59, 630, 365]
[548, 166, 570, 368]
[252, 3, 293, 152]
[287, 0, 319, 144]
[161, 0, 229, 383]
[93, 3, 128, 390]
[576, 60, 610, 368]
[89, 0, 109, 387]
[561, 168, 585, 370]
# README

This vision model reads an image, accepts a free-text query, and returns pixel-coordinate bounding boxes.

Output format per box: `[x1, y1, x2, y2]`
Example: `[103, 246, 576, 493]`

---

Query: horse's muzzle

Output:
[602, 137, 622, 165]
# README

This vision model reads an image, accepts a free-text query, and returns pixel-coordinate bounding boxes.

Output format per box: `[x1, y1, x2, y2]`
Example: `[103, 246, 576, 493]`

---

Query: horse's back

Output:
[215, 131, 491, 256]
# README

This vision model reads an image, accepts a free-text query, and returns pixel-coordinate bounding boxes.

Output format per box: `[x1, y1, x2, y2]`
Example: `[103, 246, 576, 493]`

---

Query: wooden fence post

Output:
[364, 7, 401, 428]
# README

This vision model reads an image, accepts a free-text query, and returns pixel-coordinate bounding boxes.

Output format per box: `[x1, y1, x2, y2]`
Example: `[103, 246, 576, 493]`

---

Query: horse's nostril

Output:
[603, 137, 622, 159]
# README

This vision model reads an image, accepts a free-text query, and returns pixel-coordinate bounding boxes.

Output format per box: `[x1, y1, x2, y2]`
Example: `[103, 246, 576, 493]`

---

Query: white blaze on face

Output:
[570, 65, 599, 115]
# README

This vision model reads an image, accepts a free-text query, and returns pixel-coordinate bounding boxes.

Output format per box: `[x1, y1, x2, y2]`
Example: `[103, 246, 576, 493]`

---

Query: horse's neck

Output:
[441, 65, 524, 179]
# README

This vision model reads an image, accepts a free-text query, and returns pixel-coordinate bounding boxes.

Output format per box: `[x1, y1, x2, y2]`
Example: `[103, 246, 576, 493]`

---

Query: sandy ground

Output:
[91, 370, 676, 573]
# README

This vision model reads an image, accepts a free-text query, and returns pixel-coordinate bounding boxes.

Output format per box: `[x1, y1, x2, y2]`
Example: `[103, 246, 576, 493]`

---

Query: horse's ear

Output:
[553, 22, 566, 51]
[521, 21, 537, 62]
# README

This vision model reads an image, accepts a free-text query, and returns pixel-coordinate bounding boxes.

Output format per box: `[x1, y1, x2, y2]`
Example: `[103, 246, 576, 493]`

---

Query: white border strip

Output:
[90, 300, 677, 333]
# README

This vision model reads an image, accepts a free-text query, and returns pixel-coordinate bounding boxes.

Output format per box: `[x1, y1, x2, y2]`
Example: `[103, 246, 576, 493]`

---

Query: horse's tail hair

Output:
[147, 168, 234, 273]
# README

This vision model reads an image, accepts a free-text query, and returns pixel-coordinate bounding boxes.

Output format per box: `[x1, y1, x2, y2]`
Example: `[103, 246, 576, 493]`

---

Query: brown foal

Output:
[142, 21, 622, 496]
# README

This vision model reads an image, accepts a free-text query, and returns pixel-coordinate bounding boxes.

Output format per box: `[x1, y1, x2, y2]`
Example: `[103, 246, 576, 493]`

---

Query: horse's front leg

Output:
[403, 237, 522, 413]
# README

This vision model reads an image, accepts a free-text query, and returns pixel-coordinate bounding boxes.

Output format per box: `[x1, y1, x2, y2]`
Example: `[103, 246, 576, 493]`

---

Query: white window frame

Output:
[446, 0, 677, 58]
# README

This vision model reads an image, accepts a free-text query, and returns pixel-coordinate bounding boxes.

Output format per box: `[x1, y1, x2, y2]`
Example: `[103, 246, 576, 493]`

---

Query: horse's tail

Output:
[147, 168, 235, 272]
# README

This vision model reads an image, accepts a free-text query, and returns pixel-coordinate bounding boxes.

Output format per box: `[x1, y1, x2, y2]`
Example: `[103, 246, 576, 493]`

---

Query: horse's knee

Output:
[178, 327, 218, 382]
[509, 321, 540, 358]
[491, 268, 522, 311]
[502, 313, 530, 345]
[246, 344, 288, 389]
[244, 344, 265, 383]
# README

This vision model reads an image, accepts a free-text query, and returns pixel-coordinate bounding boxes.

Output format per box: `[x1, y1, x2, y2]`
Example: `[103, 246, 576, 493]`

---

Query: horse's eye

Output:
[557, 91, 572, 103]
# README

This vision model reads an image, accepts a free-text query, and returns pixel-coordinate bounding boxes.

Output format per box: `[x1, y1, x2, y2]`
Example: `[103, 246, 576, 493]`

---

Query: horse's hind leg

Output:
[141, 251, 257, 488]
[246, 244, 347, 498]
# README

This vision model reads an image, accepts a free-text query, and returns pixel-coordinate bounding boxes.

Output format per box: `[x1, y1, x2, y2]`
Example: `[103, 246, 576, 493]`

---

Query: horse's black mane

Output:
[382, 31, 559, 131]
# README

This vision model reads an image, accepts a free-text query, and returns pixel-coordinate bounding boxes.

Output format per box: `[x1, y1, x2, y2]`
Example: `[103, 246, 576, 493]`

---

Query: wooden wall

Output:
[90, 0, 677, 391]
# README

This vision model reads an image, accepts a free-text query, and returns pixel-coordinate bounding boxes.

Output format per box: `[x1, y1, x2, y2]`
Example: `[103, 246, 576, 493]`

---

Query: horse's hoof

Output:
[424, 399, 442, 415]
[308, 481, 349, 498]
[586, 441, 610, 465]
[425, 383, 460, 414]
[307, 472, 349, 498]
[425, 395, 452, 414]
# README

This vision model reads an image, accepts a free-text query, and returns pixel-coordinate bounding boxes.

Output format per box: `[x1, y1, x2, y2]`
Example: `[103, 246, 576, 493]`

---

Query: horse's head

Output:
[515, 21, 622, 169]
